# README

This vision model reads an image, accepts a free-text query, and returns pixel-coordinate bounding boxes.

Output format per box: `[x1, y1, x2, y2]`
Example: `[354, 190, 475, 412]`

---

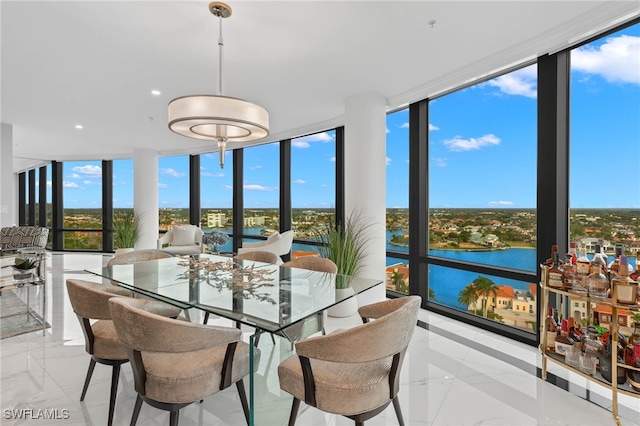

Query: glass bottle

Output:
[633, 321, 640, 367]
[545, 244, 558, 266]
[545, 307, 558, 333]
[548, 251, 564, 289]
[563, 252, 576, 290]
[573, 244, 590, 295]
[599, 334, 627, 384]
[587, 256, 609, 298]
[608, 243, 624, 277]
[612, 255, 637, 305]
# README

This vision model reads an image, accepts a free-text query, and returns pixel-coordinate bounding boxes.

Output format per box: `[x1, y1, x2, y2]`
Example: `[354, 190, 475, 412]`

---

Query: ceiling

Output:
[2, 1, 639, 172]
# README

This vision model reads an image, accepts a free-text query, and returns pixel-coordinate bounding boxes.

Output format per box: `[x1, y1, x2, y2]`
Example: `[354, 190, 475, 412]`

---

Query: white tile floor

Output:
[1, 252, 639, 426]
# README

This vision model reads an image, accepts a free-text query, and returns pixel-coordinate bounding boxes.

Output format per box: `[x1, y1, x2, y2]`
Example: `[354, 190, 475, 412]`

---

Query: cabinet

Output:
[539, 266, 640, 426]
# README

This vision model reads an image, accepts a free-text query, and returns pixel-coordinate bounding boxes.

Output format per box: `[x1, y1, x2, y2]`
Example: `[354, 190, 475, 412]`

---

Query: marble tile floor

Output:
[1, 252, 639, 426]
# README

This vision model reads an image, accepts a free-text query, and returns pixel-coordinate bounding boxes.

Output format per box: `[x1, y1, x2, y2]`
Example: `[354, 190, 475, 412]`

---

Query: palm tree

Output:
[473, 276, 499, 318]
[390, 271, 407, 293]
[458, 284, 479, 312]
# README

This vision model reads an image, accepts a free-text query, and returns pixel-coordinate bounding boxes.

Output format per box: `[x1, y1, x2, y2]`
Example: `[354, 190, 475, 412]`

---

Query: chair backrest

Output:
[0, 226, 49, 250]
[295, 296, 421, 363]
[66, 279, 133, 320]
[282, 256, 337, 273]
[107, 249, 173, 266]
[108, 297, 241, 354]
[234, 250, 279, 264]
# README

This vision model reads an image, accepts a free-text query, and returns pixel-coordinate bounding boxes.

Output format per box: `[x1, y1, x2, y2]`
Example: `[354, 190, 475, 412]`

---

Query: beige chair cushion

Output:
[278, 355, 392, 416]
[91, 320, 128, 361]
[142, 341, 252, 404]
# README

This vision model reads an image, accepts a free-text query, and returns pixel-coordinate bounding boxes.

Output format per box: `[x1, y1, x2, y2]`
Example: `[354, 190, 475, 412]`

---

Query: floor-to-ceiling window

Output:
[158, 155, 190, 231]
[568, 22, 640, 324]
[243, 142, 280, 242]
[200, 152, 234, 253]
[385, 109, 410, 293]
[426, 64, 538, 334]
[290, 130, 336, 256]
[62, 160, 103, 250]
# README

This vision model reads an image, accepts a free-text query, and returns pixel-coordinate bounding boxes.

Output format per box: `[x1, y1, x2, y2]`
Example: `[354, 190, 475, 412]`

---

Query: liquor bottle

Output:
[548, 251, 564, 289]
[569, 242, 577, 264]
[574, 244, 590, 295]
[563, 252, 576, 290]
[608, 243, 624, 277]
[630, 251, 640, 282]
[612, 255, 638, 305]
[545, 307, 558, 332]
[587, 256, 609, 298]
[633, 321, 640, 367]
[545, 244, 558, 266]
[593, 242, 607, 274]
[598, 239, 609, 270]
[599, 334, 627, 384]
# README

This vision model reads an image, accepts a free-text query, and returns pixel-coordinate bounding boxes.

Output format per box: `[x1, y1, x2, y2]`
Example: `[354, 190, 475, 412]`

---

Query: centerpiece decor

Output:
[203, 231, 229, 254]
[12, 256, 38, 282]
[113, 208, 140, 255]
[176, 256, 276, 304]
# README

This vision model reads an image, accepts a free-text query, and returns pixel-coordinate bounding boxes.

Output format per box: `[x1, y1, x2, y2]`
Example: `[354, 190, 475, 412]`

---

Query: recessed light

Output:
[75, 124, 83, 129]
[151, 90, 161, 96]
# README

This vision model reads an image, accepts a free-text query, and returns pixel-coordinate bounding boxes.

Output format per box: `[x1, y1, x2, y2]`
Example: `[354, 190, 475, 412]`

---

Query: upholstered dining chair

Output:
[237, 230, 294, 264]
[157, 224, 204, 255]
[108, 297, 254, 426]
[233, 250, 279, 264]
[278, 295, 421, 426]
[280, 257, 338, 341]
[66, 279, 182, 426]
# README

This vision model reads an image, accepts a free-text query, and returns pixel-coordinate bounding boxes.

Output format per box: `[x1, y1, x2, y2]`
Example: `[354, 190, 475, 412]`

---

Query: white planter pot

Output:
[327, 287, 359, 318]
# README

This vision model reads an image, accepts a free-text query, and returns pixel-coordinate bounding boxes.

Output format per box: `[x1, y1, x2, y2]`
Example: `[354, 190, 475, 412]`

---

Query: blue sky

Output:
[52, 23, 639, 210]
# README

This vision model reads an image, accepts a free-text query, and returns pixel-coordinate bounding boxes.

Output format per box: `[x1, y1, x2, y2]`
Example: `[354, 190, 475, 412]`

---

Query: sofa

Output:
[0, 226, 49, 253]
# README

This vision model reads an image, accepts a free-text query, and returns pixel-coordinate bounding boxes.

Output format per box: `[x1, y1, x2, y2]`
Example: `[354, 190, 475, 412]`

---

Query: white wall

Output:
[0, 123, 17, 227]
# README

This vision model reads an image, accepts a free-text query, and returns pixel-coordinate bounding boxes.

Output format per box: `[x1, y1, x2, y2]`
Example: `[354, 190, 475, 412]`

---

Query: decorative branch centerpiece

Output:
[176, 256, 276, 304]
[202, 231, 229, 254]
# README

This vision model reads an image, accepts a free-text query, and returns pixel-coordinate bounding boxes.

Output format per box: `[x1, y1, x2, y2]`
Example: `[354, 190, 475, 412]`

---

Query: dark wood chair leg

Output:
[169, 410, 179, 426]
[236, 380, 250, 425]
[203, 312, 209, 324]
[130, 395, 143, 426]
[355, 422, 364, 426]
[80, 358, 96, 401]
[392, 396, 405, 426]
[288, 398, 301, 426]
[107, 363, 121, 426]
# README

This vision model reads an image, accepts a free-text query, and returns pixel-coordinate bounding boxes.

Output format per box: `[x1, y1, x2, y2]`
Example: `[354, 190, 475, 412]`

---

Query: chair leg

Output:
[392, 396, 405, 426]
[80, 359, 97, 401]
[288, 398, 301, 426]
[203, 312, 209, 324]
[130, 395, 143, 426]
[107, 363, 121, 426]
[236, 380, 250, 425]
[169, 410, 179, 426]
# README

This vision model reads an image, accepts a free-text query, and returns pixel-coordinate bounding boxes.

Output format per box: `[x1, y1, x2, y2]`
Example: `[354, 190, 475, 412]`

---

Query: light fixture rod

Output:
[217, 11, 224, 96]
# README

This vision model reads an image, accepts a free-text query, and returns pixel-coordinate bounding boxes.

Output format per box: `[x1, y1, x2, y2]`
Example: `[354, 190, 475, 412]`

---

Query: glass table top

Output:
[86, 254, 382, 334]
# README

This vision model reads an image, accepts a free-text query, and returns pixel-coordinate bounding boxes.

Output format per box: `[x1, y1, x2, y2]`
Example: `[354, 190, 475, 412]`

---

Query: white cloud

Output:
[249, 165, 262, 170]
[202, 171, 224, 177]
[443, 133, 501, 152]
[158, 182, 168, 188]
[160, 168, 185, 178]
[67, 173, 82, 179]
[386, 157, 392, 166]
[386, 126, 390, 133]
[329, 156, 336, 162]
[400, 122, 409, 129]
[320, 184, 327, 187]
[83, 180, 92, 185]
[572, 34, 640, 85]
[46, 181, 52, 187]
[488, 201, 514, 206]
[292, 132, 335, 148]
[434, 157, 447, 167]
[487, 65, 537, 98]
[224, 185, 233, 190]
[244, 184, 276, 191]
[72, 164, 102, 176]
[63, 181, 79, 188]
[294, 179, 306, 184]
[429, 123, 440, 131]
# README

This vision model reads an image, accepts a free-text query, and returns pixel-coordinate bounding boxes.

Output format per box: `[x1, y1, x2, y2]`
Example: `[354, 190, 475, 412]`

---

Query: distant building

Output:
[207, 212, 226, 228]
[244, 216, 266, 227]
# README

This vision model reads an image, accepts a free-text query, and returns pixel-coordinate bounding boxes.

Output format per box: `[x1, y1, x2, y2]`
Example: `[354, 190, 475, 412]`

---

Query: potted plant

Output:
[113, 208, 140, 255]
[314, 208, 374, 316]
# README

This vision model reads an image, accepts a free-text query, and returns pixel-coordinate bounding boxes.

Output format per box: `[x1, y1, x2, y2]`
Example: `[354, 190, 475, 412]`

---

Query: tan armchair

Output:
[157, 225, 204, 255]
[108, 296, 255, 426]
[233, 250, 279, 264]
[278, 296, 421, 426]
[66, 279, 181, 426]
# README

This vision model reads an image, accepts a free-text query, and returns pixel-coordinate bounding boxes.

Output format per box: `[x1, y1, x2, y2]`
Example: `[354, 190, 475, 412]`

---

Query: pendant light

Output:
[168, 2, 269, 168]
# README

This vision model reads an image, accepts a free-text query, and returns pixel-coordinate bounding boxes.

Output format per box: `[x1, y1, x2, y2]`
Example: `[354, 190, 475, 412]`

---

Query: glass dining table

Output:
[86, 253, 382, 425]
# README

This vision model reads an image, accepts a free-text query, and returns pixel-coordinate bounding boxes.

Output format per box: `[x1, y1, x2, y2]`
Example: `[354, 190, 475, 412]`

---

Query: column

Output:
[344, 92, 387, 305]
[133, 149, 159, 250]
[0, 123, 17, 227]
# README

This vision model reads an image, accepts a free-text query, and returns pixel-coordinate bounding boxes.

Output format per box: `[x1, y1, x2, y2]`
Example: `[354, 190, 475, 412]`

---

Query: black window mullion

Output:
[18, 172, 26, 225]
[28, 169, 36, 225]
[102, 160, 113, 252]
[189, 155, 201, 227]
[232, 149, 243, 253]
[38, 166, 47, 227]
[51, 161, 63, 250]
[280, 139, 292, 262]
